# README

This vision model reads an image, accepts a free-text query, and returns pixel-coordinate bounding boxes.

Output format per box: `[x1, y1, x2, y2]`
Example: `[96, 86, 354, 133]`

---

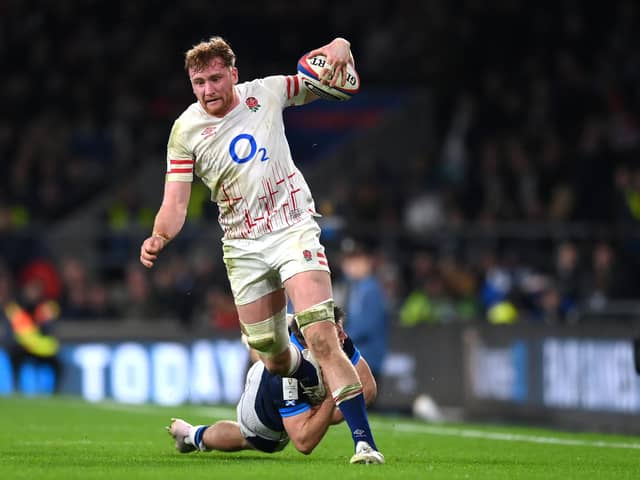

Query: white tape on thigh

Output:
[240, 308, 288, 357]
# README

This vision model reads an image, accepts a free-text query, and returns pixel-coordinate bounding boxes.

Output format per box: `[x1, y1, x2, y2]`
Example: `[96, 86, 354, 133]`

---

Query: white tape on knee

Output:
[240, 308, 288, 357]
[295, 299, 335, 335]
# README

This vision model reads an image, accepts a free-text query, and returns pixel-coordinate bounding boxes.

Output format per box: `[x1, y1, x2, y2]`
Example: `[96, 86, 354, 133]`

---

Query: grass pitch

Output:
[0, 396, 638, 479]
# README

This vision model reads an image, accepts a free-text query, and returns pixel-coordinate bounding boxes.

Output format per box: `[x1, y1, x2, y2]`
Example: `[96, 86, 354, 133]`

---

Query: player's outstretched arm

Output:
[357, 357, 377, 406]
[282, 397, 336, 455]
[140, 181, 191, 268]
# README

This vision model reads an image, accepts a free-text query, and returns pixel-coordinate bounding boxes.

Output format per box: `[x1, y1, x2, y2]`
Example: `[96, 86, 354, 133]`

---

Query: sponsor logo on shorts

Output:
[303, 250, 313, 262]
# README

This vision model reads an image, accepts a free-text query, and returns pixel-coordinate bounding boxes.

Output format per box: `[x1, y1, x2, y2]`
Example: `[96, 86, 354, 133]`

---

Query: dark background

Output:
[2, 0, 640, 330]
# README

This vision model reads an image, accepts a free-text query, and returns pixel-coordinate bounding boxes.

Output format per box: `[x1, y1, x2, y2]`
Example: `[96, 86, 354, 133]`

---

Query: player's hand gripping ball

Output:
[297, 53, 360, 101]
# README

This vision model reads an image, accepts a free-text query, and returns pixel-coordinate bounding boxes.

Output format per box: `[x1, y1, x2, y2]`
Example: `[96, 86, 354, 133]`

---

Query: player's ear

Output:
[231, 67, 238, 84]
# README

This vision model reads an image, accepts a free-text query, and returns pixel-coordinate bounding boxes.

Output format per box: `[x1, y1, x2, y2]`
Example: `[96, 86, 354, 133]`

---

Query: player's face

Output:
[341, 254, 372, 280]
[189, 58, 239, 117]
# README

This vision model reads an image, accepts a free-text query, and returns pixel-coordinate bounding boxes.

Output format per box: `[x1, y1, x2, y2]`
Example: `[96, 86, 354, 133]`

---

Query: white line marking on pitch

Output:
[93, 402, 234, 419]
[15, 440, 153, 446]
[373, 422, 640, 450]
[91, 403, 640, 450]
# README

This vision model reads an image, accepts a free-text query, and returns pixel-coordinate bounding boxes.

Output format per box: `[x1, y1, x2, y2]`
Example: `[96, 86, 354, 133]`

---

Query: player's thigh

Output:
[222, 238, 283, 312]
[272, 218, 333, 311]
[284, 270, 333, 312]
[236, 289, 287, 325]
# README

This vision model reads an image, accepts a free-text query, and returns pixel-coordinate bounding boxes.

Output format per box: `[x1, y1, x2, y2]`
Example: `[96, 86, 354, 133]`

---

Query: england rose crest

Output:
[303, 249, 313, 262]
[245, 97, 261, 112]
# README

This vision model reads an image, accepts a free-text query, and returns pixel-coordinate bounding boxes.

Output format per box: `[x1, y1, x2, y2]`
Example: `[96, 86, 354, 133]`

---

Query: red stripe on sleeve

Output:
[286, 76, 292, 99]
[170, 159, 194, 165]
[168, 168, 193, 174]
[293, 75, 299, 97]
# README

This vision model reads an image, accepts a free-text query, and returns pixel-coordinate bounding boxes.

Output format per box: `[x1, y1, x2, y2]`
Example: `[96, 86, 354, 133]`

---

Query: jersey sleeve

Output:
[166, 119, 194, 182]
[276, 377, 312, 418]
[289, 331, 305, 351]
[279, 402, 311, 418]
[261, 75, 307, 108]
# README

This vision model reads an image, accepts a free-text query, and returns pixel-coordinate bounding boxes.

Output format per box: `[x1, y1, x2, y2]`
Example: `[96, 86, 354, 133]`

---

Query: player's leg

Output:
[168, 360, 263, 454]
[222, 239, 296, 376]
[203, 421, 252, 451]
[167, 418, 198, 453]
[236, 289, 325, 399]
[284, 271, 351, 389]
[235, 361, 291, 453]
[167, 418, 252, 452]
[235, 289, 292, 375]
[271, 218, 382, 462]
[223, 237, 324, 387]
[285, 270, 383, 464]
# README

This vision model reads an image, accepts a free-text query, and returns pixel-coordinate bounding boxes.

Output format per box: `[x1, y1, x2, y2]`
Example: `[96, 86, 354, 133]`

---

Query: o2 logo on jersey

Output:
[229, 133, 269, 164]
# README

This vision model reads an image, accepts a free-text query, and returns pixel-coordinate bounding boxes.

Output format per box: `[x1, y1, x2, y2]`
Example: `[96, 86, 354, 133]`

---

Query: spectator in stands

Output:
[204, 286, 240, 331]
[58, 256, 113, 319]
[119, 261, 158, 320]
[550, 241, 582, 320]
[0, 261, 61, 394]
[99, 181, 155, 280]
[581, 241, 635, 311]
[339, 237, 389, 385]
[534, 281, 570, 325]
[4, 1, 640, 326]
[399, 272, 470, 326]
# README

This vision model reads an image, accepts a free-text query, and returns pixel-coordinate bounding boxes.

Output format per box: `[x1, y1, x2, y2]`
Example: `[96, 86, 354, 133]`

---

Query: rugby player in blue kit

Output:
[167, 307, 382, 463]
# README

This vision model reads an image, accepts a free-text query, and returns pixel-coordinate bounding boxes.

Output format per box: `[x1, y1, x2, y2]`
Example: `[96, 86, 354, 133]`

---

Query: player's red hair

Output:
[184, 36, 236, 72]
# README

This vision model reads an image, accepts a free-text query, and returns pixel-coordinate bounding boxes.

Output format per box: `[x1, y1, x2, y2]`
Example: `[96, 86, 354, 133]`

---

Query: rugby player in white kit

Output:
[139, 36, 383, 464]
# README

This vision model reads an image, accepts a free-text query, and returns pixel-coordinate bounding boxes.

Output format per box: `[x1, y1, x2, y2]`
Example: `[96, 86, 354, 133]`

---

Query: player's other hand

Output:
[140, 235, 166, 268]
[307, 37, 352, 88]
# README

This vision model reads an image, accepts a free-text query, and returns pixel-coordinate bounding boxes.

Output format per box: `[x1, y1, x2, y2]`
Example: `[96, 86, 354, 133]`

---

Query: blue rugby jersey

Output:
[242, 335, 360, 452]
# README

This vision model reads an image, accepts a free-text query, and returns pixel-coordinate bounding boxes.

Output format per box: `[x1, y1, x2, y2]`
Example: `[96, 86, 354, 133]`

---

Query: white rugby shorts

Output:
[222, 217, 330, 305]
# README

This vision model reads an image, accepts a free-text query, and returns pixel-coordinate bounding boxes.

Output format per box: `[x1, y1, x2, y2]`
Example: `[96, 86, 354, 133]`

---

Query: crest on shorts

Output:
[245, 96, 261, 112]
[302, 249, 313, 262]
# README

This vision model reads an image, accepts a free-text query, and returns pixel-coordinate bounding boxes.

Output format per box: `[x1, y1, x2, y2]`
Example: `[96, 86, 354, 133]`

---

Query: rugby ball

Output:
[297, 53, 360, 101]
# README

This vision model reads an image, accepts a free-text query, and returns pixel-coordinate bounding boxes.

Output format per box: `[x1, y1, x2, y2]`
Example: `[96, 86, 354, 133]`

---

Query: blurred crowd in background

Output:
[2, 0, 640, 345]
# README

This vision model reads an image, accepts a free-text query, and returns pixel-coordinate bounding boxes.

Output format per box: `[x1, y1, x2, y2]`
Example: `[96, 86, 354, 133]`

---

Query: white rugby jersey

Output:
[166, 75, 318, 239]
